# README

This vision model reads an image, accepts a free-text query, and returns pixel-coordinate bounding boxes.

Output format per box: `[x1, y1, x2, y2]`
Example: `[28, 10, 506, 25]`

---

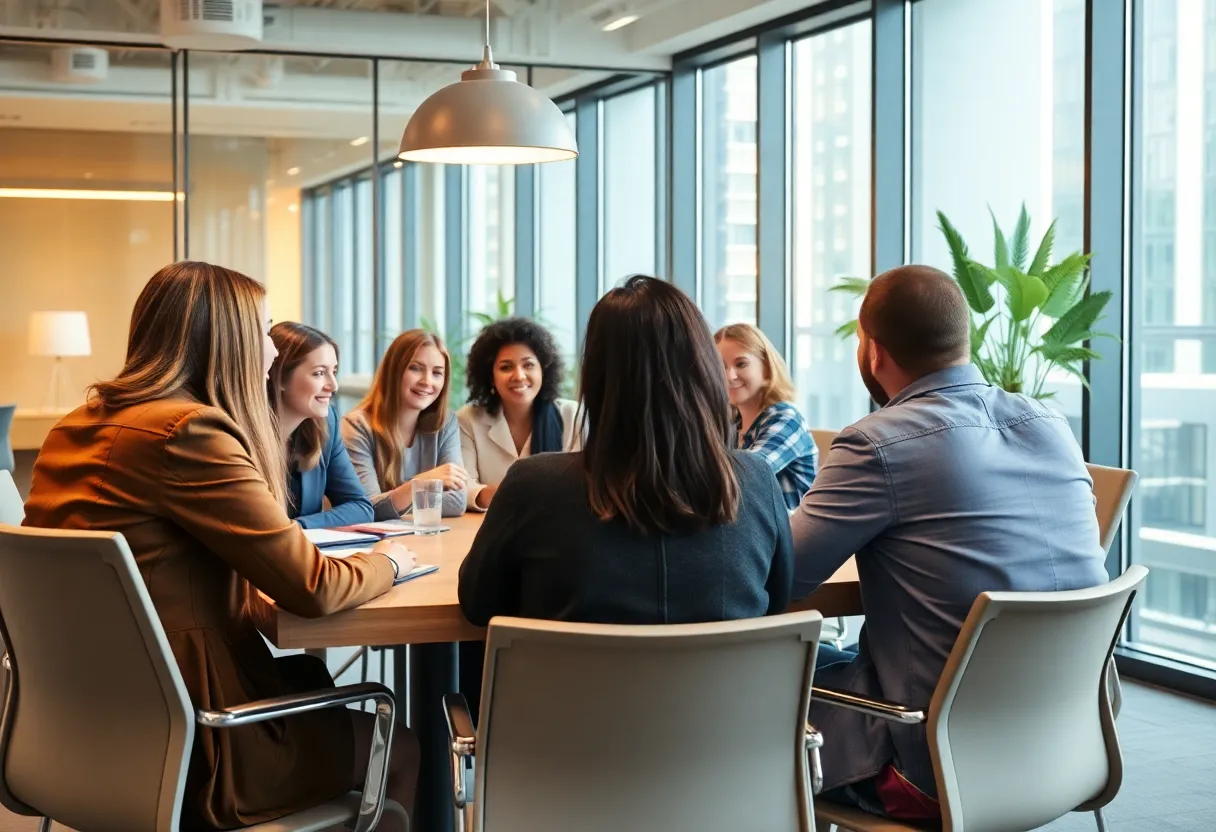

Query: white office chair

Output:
[0, 525, 406, 832]
[445, 611, 825, 832]
[811, 565, 1147, 832]
[0, 471, 21, 526]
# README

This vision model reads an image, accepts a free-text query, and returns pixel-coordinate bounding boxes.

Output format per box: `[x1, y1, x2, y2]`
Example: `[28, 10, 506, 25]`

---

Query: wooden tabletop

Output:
[259, 514, 862, 650]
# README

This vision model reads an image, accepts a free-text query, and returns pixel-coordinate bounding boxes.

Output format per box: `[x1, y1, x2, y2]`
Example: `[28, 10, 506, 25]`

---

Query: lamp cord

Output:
[484, 0, 490, 47]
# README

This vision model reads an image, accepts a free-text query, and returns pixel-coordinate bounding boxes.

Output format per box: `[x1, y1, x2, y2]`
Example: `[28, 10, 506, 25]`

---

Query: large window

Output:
[603, 84, 659, 289]
[700, 55, 758, 330]
[1129, 0, 1216, 670]
[789, 22, 874, 430]
[537, 111, 579, 359]
[466, 166, 515, 318]
[912, 0, 1086, 440]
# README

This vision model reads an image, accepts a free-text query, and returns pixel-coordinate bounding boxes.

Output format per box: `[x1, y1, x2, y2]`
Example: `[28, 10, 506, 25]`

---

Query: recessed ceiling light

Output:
[350, 136, 370, 147]
[286, 166, 300, 176]
[601, 13, 639, 32]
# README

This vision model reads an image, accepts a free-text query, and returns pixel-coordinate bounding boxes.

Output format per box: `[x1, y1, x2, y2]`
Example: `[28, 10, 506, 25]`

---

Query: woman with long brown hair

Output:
[268, 321, 373, 528]
[341, 329, 468, 519]
[23, 262, 418, 830]
[458, 275, 793, 625]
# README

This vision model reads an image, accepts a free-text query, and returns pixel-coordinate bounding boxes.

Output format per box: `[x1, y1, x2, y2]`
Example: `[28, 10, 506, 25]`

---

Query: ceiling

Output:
[0, 0, 833, 182]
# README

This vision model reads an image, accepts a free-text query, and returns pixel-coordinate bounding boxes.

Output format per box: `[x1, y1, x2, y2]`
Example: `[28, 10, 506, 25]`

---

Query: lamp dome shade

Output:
[399, 67, 578, 166]
[28, 311, 91, 357]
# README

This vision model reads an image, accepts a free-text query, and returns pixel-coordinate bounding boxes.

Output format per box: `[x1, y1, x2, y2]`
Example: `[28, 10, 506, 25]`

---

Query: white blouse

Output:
[456, 398, 582, 510]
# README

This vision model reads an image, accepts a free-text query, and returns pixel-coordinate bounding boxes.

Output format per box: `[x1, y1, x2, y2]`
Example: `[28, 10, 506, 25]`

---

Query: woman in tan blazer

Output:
[457, 318, 581, 510]
[23, 262, 418, 830]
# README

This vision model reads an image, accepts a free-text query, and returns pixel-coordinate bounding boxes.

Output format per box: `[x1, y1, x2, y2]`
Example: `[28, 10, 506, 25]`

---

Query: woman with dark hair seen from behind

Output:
[458, 275, 793, 626]
[341, 329, 468, 519]
[268, 322, 374, 528]
[23, 262, 418, 831]
[459, 317, 580, 510]
[715, 322, 817, 510]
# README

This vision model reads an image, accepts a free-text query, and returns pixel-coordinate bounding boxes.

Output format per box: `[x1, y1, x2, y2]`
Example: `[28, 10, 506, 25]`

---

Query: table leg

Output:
[410, 642, 459, 832]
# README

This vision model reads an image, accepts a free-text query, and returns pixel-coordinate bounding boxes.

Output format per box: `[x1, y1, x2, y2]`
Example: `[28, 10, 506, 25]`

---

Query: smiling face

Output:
[716, 337, 768, 410]
[400, 343, 447, 413]
[493, 342, 543, 411]
[280, 343, 339, 422]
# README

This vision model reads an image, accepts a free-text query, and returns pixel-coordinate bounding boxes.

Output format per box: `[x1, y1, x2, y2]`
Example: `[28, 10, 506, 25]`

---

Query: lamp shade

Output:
[399, 65, 578, 166]
[29, 311, 91, 357]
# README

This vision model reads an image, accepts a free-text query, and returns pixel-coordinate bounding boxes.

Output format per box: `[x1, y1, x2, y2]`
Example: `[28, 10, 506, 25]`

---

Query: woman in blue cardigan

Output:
[269, 322, 374, 528]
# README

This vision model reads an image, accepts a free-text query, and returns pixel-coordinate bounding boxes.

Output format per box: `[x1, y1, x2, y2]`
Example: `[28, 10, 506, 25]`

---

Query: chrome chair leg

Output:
[1093, 808, 1108, 832]
[37, 818, 51, 832]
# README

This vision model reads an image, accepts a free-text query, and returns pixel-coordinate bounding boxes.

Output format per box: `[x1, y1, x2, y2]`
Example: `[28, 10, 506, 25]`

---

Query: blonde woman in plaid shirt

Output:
[715, 323, 818, 510]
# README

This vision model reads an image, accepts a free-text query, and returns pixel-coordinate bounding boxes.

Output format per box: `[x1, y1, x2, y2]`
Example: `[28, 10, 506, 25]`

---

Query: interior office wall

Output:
[0, 128, 175, 410]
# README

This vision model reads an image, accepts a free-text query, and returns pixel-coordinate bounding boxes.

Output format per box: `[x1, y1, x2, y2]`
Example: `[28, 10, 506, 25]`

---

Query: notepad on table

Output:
[339, 520, 418, 538]
[302, 528, 381, 549]
[322, 546, 439, 585]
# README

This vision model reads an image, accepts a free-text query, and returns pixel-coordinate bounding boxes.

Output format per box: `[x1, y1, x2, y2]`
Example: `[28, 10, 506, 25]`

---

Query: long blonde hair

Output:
[91, 261, 287, 506]
[357, 329, 451, 490]
[713, 322, 796, 410]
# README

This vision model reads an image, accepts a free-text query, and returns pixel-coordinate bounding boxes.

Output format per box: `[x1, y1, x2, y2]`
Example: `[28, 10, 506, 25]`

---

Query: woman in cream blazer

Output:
[457, 318, 581, 510]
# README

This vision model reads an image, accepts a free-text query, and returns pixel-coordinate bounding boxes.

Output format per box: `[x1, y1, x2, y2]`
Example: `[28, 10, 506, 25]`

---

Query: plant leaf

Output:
[1011, 203, 1032, 270]
[994, 266, 1048, 321]
[1043, 291, 1113, 345]
[1028, 219, 1057, 276]
[971, 316, 995, 358]
[990, 207, 1010, 269]
[1052, 360, 1091, 389]
[835, 319, 859, 338]
[937, 211, 994, 313]
[1040, 253, 1092, 318]
[1034, 344, 1102, 363]
[829, 277, 872, 297]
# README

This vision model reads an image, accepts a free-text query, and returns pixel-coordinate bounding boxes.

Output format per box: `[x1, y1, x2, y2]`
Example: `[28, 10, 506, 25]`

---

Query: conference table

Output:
[258, 514, 862, 832]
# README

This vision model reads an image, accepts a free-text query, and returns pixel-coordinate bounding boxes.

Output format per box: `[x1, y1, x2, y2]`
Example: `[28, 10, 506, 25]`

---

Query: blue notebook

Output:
[395, 564, 440, 585]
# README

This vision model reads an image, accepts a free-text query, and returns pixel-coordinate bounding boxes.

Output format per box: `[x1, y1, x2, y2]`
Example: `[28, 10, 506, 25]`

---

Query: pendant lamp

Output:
[398, 0, 578, 165]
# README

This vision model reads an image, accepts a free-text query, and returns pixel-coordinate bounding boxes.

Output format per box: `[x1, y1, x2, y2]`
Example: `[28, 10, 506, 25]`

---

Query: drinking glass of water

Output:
[412, 479, 444, 536]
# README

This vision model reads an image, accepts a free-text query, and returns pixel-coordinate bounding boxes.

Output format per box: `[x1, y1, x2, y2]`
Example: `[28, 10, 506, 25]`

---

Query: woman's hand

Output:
[474, 483, 498, 509]
[371, 539, 417, 579]
[416, 463, 469, 492]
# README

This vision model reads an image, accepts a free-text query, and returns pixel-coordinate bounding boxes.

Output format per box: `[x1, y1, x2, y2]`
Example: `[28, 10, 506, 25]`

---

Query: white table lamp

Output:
[28, 311, 91, 413]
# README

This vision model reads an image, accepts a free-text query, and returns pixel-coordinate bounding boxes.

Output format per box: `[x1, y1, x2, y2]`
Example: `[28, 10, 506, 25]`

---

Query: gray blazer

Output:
[340, 408, 468, 520]
[791, 364, 1107, 797]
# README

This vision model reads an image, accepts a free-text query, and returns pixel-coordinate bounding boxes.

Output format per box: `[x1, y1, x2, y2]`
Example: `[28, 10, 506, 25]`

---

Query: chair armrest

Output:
[812, 685, 926, 724]
[198, 682, 395, 832]
[443, 693, 475, 810]
[805, 723, 825, 795]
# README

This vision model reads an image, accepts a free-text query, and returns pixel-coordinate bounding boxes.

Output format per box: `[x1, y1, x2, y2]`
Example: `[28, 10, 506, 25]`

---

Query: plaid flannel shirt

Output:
[734, 401, 818, 511]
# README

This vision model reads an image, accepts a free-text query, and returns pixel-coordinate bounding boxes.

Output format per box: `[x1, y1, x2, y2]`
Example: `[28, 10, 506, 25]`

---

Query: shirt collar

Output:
[885, 364, 988, 408]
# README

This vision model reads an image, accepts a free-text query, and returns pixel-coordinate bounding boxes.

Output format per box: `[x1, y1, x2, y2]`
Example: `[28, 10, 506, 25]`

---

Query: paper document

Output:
[303, 528, 381, 549]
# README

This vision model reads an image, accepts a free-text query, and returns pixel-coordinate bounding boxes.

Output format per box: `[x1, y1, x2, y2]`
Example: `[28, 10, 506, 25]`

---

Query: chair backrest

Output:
[0, 405, 14, 474]
[1087, 463, 1138, 553]
[929, 565, 1147, 832]
[0, 526, 194, 832]
[473, 611, 823, 832]
[0, 471, 22, 526]
[810, 429, 836, 465]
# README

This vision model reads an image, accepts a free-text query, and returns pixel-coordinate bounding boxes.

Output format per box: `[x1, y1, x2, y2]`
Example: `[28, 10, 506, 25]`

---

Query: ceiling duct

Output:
[160, 0, 264, 51]
[49, 47, 109, 84]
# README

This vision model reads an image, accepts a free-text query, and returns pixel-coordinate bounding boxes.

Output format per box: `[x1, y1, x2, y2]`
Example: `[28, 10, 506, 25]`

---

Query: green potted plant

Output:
[830, 204, 1115, 399]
